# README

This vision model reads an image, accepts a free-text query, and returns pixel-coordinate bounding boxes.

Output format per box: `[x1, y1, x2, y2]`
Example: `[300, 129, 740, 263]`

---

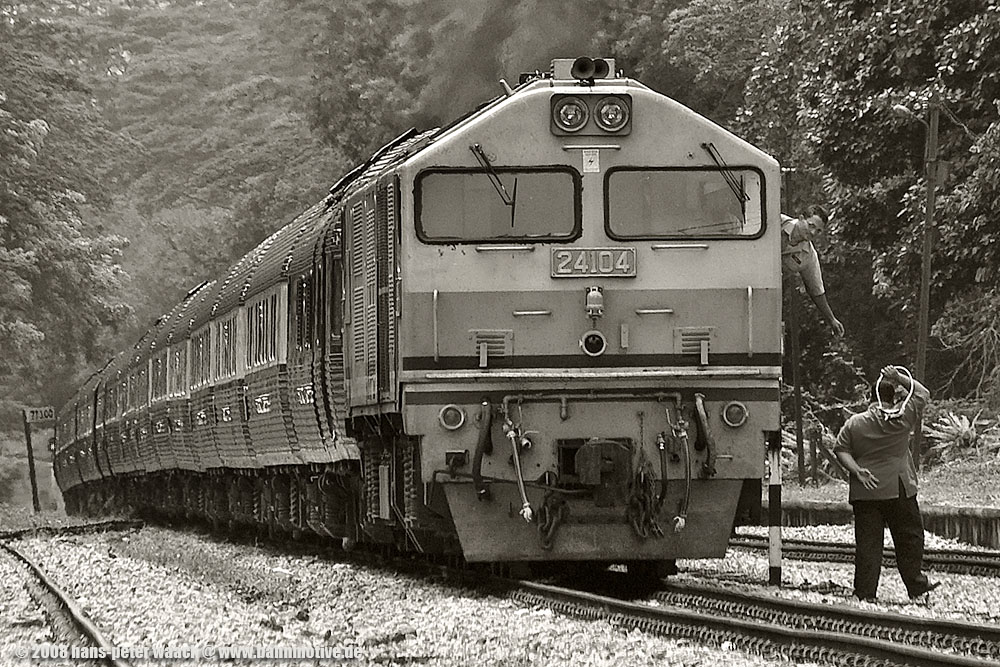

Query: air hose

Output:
[472, 400, 493, 500]
[504, 419, 533, 522]
[655, 432, 669, 514]
[693, 393, 717, 478]
[663, 405, 692, 533]
[675, 419, 692, 533]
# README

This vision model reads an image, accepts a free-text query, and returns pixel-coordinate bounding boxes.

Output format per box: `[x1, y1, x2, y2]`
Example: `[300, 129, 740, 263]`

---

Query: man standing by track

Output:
[834, 365, 939, 601]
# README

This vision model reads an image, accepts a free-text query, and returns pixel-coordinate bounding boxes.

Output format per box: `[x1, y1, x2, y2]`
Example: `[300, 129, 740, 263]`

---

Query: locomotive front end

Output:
[383, 58, 781, 565]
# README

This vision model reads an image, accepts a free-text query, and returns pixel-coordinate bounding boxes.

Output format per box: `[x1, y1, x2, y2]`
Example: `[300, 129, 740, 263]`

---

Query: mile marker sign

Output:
[25, 406, 56, 424]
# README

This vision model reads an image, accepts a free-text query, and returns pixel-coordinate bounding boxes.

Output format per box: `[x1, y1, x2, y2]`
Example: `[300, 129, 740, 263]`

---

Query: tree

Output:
[739, 0, 1000, 405]
[0, 26, 132, 413]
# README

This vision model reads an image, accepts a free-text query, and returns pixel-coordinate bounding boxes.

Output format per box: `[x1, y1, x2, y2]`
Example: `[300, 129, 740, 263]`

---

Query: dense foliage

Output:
[1, 3, 132, 416]
[2, 0, 1000, 439]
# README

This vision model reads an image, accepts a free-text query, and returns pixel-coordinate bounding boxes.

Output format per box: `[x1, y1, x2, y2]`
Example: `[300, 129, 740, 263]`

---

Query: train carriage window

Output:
[295, 275, 313, 350]
[151, 350, 168, 402]
[107, 382, 118, 420]
[213, 312, 239, 381]
[167, 344, 187, 398]
[415, 167, 581, 243]
[605, 167, 764, 239]
[83, 401, 93, 436]
[189, 326, 211, 390]
[245, 286, 285, 370]
[130, 365, 149, 409]
[124, 374, 133, 414]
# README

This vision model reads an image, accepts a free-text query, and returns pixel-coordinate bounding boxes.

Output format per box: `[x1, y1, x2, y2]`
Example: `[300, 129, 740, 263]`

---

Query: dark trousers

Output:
[851, 480, 928, 599]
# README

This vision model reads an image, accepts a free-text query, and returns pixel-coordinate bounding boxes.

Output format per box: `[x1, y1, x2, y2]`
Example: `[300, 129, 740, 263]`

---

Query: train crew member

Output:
[833, 365, 939, 601]
[781, 205, 845, 337]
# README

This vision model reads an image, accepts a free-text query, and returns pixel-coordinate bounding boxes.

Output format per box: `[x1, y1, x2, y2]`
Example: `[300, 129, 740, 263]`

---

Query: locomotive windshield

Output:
[605, 167, 764, 239]
[416, 167, 580, 243]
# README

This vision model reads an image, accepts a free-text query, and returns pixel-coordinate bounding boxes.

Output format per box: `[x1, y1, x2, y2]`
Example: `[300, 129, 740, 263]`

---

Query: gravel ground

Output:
[3, 521, 998, 667]
[0, 550, 76, 667]
[3, 527, 815, 667]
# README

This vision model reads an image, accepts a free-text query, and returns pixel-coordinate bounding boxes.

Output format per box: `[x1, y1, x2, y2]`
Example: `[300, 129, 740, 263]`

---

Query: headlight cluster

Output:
[553, 97, 589, 133]
[551, 94, 632, 136]
[595, 97, 629, 131]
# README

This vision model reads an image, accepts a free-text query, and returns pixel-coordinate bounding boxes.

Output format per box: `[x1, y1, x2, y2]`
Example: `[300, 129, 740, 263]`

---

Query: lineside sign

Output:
[24, 406, 55, 424]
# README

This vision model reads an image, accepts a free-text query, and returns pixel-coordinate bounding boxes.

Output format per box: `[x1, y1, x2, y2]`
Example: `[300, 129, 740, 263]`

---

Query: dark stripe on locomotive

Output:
[403, 387, 780, 405]
[403, 352, 781, 370]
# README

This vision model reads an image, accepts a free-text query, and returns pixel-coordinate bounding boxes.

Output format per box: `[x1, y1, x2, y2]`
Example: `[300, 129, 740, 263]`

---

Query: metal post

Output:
[782, 165, 806, 487]
[809, 424, 819, 484]
[767, 430, 783, 586]
[790, 293, 805, 485]
[21, 410, 41, 512]
[913, 92, 940, 468]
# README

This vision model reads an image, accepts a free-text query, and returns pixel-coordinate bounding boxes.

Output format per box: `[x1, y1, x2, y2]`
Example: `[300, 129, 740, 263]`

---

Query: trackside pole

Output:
[22, 410, 41, 513]
[767, 430, 782, 586]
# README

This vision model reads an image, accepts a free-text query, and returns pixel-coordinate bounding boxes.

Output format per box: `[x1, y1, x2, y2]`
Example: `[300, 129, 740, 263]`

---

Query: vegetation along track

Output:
[507, 577, 1000, 667]
[1, 520, 141, 667]
[730, 535, 1000, 577]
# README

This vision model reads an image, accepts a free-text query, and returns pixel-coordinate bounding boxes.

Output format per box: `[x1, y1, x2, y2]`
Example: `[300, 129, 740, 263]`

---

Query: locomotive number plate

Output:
[551, 248, 636, 278]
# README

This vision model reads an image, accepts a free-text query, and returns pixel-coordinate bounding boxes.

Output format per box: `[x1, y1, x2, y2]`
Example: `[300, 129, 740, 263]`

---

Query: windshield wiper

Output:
[701, 142, 748, 223]
[470, 143, 518, 226]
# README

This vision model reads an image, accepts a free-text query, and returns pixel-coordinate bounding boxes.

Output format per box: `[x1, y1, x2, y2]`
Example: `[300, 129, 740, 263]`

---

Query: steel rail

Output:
[1, 539, 132, 667]
[730, 535, 1000, 576]
[508, 578, 1000, 667]
[0, 518, 144, 542]
[655, 580, 1000, 663]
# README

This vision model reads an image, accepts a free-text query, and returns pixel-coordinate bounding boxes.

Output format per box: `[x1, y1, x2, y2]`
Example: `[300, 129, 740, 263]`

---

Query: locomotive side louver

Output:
[675, 326, 714, 364]
[470, 330, 513, 367]
[350, 202, 366, 369]
[364, 204, 377, 400]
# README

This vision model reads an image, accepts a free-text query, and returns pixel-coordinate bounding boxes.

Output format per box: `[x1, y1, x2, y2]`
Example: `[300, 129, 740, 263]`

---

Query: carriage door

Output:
[347, 178, 399, 409]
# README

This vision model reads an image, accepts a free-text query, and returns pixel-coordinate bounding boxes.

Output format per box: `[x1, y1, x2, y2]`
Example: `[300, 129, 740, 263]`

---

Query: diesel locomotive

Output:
[54, 57, 782, 573]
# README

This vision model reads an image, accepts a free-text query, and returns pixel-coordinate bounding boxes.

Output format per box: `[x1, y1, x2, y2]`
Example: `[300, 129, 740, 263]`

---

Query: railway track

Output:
[507, 576, 1000, 667]
[0, 518, 144, 542]
[1, 521, 139, 667]
[336, 534, 1000, 667]
[24, 516, 995, 667]
[730, 535, 1000, 577]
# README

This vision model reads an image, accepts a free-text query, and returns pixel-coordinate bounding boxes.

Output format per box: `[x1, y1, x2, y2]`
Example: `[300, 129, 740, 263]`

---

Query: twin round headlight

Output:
[553, 95, 630, 134]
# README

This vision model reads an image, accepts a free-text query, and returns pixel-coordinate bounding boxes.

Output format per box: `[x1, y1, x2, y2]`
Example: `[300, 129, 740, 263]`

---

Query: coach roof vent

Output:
[551, 57, 618, 82]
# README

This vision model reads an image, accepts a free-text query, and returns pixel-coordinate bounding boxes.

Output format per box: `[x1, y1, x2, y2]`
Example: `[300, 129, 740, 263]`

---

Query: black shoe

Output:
[908, 581, 941, 599]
